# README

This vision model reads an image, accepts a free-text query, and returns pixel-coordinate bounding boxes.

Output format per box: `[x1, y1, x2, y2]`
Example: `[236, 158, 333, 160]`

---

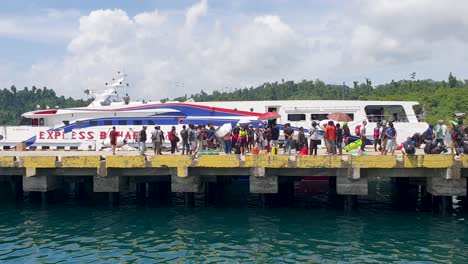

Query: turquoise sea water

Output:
[0, 182, 467, 263]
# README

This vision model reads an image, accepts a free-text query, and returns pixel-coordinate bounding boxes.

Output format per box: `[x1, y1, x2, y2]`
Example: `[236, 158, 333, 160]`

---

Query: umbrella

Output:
[258, 112, 281, 120]
[238, 118, 252, 125]
[327, 112, 353, 122]
[216, 123, 232, 137]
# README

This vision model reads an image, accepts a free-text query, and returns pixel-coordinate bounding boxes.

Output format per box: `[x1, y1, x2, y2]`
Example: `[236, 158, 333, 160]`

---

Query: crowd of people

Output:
[110, 118, 466, 157]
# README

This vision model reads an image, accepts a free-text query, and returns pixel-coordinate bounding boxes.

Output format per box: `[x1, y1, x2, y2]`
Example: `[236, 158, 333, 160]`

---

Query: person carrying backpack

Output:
[168, 126, 179, 154]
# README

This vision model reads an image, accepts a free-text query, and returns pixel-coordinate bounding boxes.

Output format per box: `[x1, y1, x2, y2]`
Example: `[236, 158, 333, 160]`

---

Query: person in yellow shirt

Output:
[239, 125, 248, 155]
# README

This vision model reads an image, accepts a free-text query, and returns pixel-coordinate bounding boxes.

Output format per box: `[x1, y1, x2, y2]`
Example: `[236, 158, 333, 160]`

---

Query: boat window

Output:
[104, 120, 113, 126]
[20, 118, 32, 126]
[90, 120, 98, 126]
[364, 105, 408, 123]
[63, 121, 70, 126]
[39, 118, 44, 126]
[312, 113, 354, 121]
[148, 120, 155, 125]
[134, 120, 142, 125]
[311, 114, 328, 121]
[288, 114, 306, 121]
[267, 107, 278, 112]
[76, 121, 84, 127]
[118, 120, 127, 125]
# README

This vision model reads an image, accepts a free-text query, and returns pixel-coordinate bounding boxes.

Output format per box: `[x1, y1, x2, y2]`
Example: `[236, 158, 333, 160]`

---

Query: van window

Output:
[288, 114, 306, 121]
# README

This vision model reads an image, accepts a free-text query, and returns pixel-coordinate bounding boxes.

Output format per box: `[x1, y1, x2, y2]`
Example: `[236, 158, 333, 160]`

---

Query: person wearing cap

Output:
[139, 126, 147, 156]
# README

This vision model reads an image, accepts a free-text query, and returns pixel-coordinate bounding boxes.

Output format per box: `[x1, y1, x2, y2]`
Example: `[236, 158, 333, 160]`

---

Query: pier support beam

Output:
[250, 176, 278, 194]
[93, 175, 128, 192]
[426, 177, 466, 196]
[23, 176, 63, 192]
[249, 167, 278, 194]
[336, 167, 368, 195]
[171, 175, 203, 193]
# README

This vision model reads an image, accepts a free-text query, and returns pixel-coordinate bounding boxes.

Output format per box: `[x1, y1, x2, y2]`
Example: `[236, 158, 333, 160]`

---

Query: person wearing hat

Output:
[139, 125, 147, 155]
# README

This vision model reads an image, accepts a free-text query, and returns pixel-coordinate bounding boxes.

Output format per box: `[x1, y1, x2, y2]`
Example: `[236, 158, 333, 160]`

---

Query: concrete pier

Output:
[0, 153, 467, 211]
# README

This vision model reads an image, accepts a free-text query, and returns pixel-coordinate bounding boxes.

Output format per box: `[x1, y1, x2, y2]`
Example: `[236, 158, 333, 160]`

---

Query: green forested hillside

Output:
[173, 73, 467, 124]
[0, 86, 90, 125]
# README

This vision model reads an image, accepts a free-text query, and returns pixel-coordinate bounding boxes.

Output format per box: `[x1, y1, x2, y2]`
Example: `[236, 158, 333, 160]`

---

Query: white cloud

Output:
[15, 0, 468, 100]
[0, 9, 80, 42]
[185, 0, 208, 30]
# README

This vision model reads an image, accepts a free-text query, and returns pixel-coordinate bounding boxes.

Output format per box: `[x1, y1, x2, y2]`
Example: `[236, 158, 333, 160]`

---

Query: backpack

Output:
[373, 127, 380, 139]
[355, 125, 361, 136]
[168, 131, 174, 141]
[404, 142, 415, 154]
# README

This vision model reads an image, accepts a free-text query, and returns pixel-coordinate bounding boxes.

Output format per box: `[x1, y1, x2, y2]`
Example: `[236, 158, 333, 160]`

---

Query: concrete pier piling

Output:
[0, 153, 466, 211]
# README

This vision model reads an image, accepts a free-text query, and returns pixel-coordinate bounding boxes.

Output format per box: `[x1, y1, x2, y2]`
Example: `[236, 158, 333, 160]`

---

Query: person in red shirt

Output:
[324, 120, 336, 154]
[109, 126, 118, 155]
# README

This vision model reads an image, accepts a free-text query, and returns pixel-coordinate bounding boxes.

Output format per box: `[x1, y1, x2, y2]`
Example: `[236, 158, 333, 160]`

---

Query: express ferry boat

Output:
[0, 73, 429, 150]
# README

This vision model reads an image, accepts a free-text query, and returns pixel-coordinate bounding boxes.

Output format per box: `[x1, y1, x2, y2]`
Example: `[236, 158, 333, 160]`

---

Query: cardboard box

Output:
[15, 143, 26, 151]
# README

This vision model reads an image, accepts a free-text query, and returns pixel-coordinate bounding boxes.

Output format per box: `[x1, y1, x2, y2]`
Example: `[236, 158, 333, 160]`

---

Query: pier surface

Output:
[0, 151, 466, 201]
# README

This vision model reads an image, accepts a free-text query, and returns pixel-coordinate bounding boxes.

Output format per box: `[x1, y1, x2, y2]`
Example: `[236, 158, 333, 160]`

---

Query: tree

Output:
[448, 72, 457, 88]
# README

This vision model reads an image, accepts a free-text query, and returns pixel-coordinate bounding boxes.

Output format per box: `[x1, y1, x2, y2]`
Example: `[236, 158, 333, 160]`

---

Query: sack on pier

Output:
[430, 145, 445, 154]
[234, 145, 241, 154]
[424, 142, 436, 154]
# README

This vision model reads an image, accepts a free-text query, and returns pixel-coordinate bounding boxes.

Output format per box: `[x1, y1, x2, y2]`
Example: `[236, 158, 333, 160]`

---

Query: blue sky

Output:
[1, 0, 467, 100]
